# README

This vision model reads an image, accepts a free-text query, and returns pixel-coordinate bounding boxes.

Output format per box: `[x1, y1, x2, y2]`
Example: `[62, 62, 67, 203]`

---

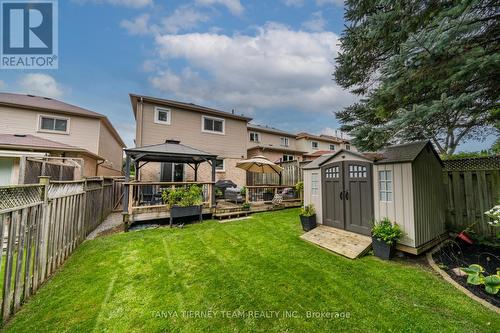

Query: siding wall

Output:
[412, 148, 446, 247]
[373, 163, 416, 247]
[98, 122, 123, 174]
[0, 106, 100, 154]
[303, 169, 323, 223]
[136, 101, 248, 186]
[247, 130, 298, 151]
[296, 138, 341, 154]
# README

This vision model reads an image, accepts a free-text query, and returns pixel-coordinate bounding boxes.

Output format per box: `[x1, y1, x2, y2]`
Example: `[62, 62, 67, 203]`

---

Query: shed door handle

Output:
[340, 191, 343, 200]
[345, 191, 349, 200]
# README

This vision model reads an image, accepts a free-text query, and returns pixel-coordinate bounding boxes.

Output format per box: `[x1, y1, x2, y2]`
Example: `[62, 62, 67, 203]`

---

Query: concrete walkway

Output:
[87, 212, 123, 240]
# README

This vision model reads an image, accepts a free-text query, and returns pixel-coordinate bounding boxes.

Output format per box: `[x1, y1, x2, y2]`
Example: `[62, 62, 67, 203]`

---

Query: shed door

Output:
[321, 162, 344, 229]
[344, 162, 373, 236]
[321, 161, 373, 236]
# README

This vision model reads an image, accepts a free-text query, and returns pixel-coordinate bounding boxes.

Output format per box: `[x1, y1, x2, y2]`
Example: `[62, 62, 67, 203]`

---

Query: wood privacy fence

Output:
[0, 176, 123, 323]
[443, 156, 500, 238]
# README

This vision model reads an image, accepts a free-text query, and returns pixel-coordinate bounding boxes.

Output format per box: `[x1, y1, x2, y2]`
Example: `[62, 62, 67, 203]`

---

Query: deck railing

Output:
[245, 185, 300, 203]
[124, 182, 214, 214]
[0, 176, 123, 323]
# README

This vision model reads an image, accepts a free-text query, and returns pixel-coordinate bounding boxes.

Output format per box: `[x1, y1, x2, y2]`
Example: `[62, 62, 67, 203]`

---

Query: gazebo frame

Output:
[122, 140, 218, 226]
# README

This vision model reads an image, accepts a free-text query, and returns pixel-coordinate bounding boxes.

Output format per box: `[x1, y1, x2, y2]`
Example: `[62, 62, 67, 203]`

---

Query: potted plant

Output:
[299, 204, 316, 231]
[295, 181, 304, 203]
[162, 185, 204, 225]
[371, 218, 403, 260]
[242, 202, 251, 211]
[263, 189, 274, 202]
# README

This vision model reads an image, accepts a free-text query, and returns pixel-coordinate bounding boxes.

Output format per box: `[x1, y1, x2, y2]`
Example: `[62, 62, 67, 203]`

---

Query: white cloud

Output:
[18, 74, 63, 99]
[162, 7, 209, 34]
[283, 0, 305, 7]
[120, 14, 151, 35]
[316, 0, 344, 7]
[72, 0, 153, 7]
[150, 23, 355, 114]
[302, 11, 326, 32]
[195, 0, 244, 15]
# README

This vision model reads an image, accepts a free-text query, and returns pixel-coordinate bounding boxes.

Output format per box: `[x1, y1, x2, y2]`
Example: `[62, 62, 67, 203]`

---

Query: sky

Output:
[0, 0, 494, 151]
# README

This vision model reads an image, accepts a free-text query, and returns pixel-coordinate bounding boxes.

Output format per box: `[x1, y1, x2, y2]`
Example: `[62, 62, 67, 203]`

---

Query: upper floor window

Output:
[202, 115, 225, 134]
[379, 170, 393, 202]
[249, 132, 260, 142]
[215, 159, 225, 172]
[346, 144, 351, 151]
[329, 144, 336, 151]
[282, 154, 294, 162]
[154, 107, 171, 125]
[38, 115, 69, 134]
[280, 137, 289, 147]
[311, 141, 319, 149]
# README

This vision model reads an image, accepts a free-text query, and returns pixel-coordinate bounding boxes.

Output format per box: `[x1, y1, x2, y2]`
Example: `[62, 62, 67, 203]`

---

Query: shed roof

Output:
[125, 140, 217, 163]
[375, 140, 440, 164]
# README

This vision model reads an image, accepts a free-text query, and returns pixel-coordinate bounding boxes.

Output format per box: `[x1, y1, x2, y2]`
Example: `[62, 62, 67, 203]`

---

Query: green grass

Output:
[2, 209, 498, 332]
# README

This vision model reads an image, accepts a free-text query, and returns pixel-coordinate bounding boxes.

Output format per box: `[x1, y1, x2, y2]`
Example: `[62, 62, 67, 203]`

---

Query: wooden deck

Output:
[301, 225, 372, 259]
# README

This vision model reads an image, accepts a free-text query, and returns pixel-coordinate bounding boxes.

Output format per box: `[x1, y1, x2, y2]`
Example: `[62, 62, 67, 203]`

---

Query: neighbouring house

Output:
[0, 93, 126, 185]
[247, 124, 306, 163]
[296, 132, 354, 161]
[130, 94, 251, 187]
[302, 140, 445, 254]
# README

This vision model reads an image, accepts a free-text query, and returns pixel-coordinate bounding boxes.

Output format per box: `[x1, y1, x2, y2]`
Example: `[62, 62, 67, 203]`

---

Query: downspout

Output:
[96, 159, 105, 176]
[139, 97, 144, 147]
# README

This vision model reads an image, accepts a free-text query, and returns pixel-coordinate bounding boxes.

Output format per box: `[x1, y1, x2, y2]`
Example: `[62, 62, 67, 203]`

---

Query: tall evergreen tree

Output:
[335, 0, 499, 154]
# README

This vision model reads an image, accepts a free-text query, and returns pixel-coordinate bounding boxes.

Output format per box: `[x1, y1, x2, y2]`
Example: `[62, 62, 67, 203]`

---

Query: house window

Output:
[215, 159, 225, 172]
[349, 165, 367, 178]
[154, 107, 171, 125]
[329, 144, 336, 151]
[311, 141, 319, 149]
[39, 115, 69, 133]
[282, 154, 294, 162]
[379, 170, 393, 202]
[311, 173, 319, 195]
[249, 132, 260, 142]
[346, 144, 351, 151]
[280, 137, 289, 147]
[202, 116, 225, 134]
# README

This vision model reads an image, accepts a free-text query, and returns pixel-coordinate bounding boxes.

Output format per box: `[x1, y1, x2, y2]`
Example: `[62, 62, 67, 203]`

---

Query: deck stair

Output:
[301, 225, 372, 259]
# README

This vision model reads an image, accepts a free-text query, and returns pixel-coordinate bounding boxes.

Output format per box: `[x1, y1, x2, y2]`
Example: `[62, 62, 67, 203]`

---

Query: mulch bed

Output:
[432, 241, 500, 307]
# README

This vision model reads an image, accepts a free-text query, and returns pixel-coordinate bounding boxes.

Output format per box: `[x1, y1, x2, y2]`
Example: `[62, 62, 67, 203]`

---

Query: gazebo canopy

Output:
[125, 140, 217, 164]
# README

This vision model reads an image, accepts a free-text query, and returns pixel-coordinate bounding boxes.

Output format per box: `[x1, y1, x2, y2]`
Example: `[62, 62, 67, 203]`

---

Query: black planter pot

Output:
[170, 205, 203, 227]
[371, 237, 395, 260]
[300, 214, 317, 232]
[263, 192, 274, 201]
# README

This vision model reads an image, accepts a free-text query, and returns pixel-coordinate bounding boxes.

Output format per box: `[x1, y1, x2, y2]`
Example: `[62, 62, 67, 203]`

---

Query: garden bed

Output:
[432, 241, 500, 307]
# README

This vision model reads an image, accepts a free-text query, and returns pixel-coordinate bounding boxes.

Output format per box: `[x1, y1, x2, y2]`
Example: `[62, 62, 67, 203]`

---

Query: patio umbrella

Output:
[237, 155, 284, 186]
[236, 155, 284, 174]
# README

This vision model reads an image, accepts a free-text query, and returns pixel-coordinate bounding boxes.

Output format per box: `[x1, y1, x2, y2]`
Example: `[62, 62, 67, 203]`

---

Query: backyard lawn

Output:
[2, 209, 498, 332]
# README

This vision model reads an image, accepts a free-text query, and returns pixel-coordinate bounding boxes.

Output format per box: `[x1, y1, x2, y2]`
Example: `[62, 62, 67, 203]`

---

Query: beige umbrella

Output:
[236, 156, 283, 184]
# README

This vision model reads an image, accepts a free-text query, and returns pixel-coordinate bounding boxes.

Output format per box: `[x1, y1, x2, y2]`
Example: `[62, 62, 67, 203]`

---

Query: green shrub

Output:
[162, 185, 203, 207]
[300, 204, 315, 217]
[295, 181, 304, 193]
[371, 218, 403, 245]
[240, 186, 247, 195]
[242, 202, 251, 210]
